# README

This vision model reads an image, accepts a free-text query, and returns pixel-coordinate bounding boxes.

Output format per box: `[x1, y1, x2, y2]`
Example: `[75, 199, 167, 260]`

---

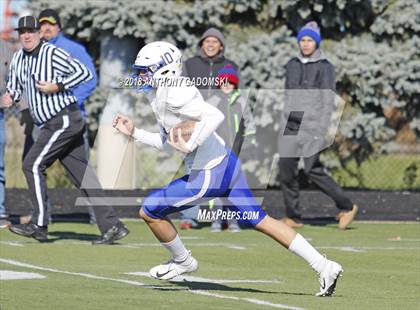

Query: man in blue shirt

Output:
[38, 9, 97, 119]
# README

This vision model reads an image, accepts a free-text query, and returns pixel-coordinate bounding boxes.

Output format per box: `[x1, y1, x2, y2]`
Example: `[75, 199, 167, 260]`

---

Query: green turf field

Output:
[1, 221, 419, 310]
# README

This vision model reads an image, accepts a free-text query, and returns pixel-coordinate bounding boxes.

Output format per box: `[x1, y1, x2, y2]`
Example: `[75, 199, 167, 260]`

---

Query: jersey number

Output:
[161, 52, 173, 65]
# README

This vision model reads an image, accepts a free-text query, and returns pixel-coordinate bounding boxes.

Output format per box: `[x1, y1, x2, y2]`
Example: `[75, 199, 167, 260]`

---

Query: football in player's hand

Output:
[168, 120, 196, 143]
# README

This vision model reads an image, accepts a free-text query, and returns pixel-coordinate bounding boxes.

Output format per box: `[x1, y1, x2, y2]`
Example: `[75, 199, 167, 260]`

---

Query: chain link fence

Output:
[5, 98, 419, 191]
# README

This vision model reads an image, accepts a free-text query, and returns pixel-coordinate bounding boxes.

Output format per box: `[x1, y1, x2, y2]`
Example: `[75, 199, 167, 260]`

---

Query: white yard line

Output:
[0, 241, 246, 250]
[0, 258, 304, 310]
[1, 270, 46, 280]
[114, 243, 247, 250]
[2, 239, 419, 253]
[352, 221, 419, 224]
[2, 241, 419, 252]
[190, 290, 305, 310]
[318, 246, 367, 253]
[318, 246, 419, 251]
[0, 241, 25, 247]
[0, 258, 147, 286]
[226, 245, 247, 250]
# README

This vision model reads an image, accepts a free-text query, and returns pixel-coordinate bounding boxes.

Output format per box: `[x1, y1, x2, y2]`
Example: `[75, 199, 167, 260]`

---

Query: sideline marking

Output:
[2, 240, 419, 252]
[0, 258, 304, 310]
[318, 246, 419, 251]
[114, 242, 247, 250]
[1, 241, 418, 252]
[191, 290, 305, 310]
[0, 270, 46, 280]
[0, 241, 246, 250]
[0, 241, 25, 247]
[319, 246, 367, 253]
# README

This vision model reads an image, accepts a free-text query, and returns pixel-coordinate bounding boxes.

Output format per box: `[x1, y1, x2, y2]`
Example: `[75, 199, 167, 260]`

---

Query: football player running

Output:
[112, 41, 343, 297]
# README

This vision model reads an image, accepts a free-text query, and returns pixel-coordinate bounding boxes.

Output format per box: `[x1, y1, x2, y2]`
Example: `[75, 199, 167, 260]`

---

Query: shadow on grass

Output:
[152, 280, 278, 294]
[151, 281, 325, 297]
[47, 231, 99, 242]
[278, 291, 344, 297]
[302, 217, 337, 226]
[277, 291, 320, 297]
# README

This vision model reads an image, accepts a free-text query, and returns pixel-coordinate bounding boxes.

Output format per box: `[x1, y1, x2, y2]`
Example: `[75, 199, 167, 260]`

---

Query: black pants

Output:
[279, 152, 353, 219]
[22, 106, 120, 233]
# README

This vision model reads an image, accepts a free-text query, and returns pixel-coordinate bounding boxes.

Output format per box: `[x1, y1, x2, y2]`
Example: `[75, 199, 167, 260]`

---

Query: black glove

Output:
[20, 108, 34, 136]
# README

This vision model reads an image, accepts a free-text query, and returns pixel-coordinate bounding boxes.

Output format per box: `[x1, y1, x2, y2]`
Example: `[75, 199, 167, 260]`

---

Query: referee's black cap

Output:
[14, 16, 40, 31]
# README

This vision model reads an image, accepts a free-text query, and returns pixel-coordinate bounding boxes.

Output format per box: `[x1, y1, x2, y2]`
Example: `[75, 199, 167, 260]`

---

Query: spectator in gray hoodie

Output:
[179, 27, 242, 230]
[183, 27, 240, 99]
[279, 21, 358, 229]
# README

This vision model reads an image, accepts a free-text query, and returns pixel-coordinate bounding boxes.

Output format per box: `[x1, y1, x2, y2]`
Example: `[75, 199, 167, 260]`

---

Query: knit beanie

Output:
[217, 64, 239, 87]
[297, 21, 321, 47]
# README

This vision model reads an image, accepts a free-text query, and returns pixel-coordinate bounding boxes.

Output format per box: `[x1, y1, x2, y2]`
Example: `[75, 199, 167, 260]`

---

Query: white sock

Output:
[161, 235, 189, 262]
[288, 233, 328, 273]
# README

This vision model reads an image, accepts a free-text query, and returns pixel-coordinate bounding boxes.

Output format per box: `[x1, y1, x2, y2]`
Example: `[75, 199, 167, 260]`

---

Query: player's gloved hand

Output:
[112, 113, 135, 136]
[167, 128, 192, 154]
[20, 108, 34, 135]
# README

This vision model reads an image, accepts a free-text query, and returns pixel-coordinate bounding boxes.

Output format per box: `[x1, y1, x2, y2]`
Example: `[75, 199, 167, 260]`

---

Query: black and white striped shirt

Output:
[6, 41, 92, 124]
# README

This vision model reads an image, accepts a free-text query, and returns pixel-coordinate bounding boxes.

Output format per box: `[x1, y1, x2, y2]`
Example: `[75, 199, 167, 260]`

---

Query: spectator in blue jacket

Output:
[38, 9, 97, 119]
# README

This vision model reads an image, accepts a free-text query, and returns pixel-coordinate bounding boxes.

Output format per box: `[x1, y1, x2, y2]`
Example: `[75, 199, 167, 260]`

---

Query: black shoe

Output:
[9, 223, 48, 242]
[92, 223, 129, 245]
[0, 218, 11, 229]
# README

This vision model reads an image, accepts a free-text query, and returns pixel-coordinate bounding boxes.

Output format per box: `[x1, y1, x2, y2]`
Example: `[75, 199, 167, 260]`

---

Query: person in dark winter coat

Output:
[183, 27, 240, 99]
[206, 65, 256, 232]
[279, 21, 358, 229]
[179, 28, 242, 229]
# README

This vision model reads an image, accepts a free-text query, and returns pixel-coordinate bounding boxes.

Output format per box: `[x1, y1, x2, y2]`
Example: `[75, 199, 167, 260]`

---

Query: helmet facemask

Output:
[131, 60, 166, 92]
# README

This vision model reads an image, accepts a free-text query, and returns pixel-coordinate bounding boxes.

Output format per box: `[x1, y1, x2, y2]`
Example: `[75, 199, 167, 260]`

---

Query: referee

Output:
[1, 16, 129, 244]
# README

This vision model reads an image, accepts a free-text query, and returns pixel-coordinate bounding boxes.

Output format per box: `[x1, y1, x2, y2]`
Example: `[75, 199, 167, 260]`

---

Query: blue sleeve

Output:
[56, 37, 97, 113]
[71, 45, 97, 108]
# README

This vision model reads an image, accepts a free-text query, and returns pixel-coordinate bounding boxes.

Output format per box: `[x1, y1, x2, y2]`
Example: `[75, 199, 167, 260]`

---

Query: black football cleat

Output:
[9, 223, 48, 242]
[92, 223, 129, 245]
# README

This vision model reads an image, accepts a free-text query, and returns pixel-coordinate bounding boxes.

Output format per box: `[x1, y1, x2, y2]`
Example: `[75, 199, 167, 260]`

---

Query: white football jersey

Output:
[133, 78, 227, 170]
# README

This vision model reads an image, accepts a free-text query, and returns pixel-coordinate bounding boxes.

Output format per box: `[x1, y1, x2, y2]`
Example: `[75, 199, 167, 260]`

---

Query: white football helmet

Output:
[132, 41, 182, 90]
